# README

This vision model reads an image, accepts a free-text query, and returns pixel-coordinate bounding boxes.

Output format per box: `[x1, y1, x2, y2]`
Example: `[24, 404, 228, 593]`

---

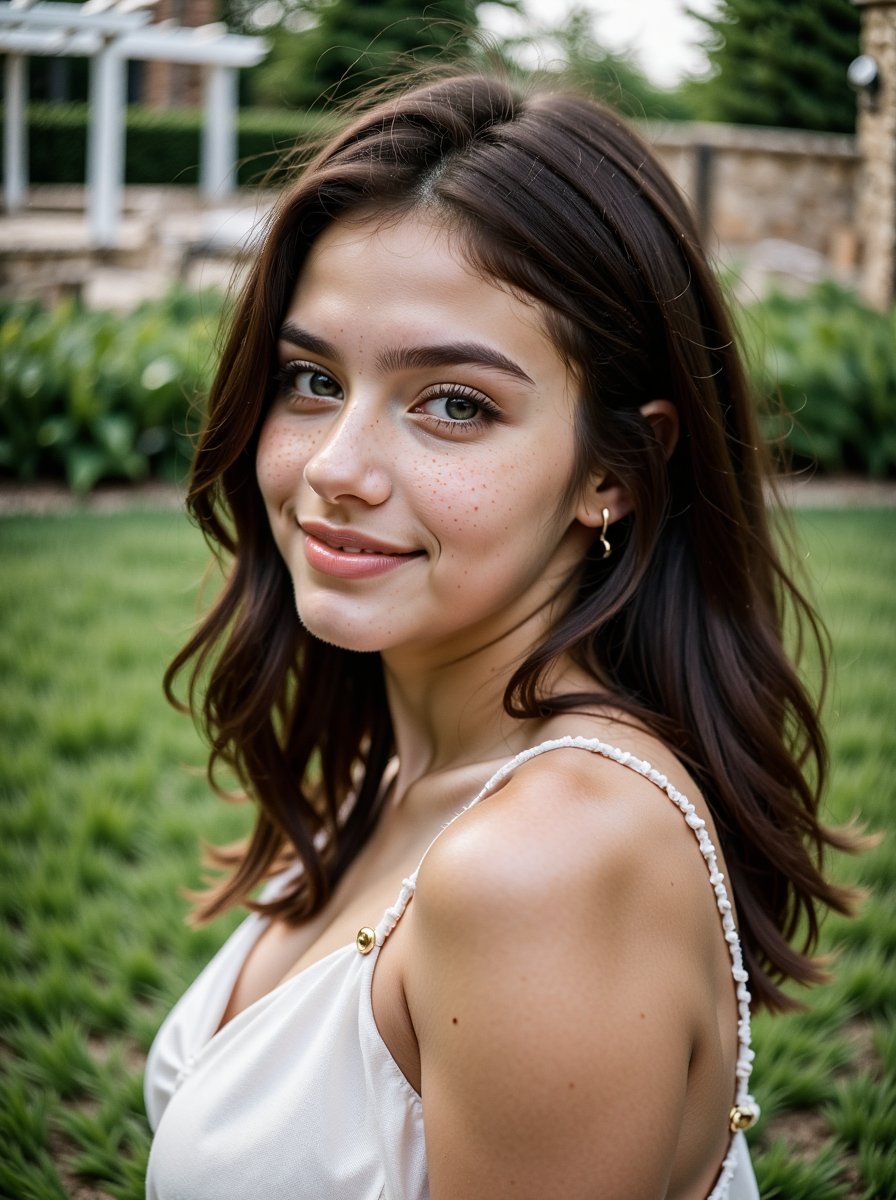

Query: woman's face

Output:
[256, 211, 598, 665]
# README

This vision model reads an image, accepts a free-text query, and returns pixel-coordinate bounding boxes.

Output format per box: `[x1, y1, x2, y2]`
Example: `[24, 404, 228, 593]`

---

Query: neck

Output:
[381, 597, 577, 800]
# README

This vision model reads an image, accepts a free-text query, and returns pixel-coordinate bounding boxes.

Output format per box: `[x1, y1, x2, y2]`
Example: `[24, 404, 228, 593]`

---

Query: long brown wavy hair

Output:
[166, 73, 857, 1011]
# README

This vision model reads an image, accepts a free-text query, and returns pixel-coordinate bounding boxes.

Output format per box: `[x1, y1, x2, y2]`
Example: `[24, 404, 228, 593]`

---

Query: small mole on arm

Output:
[452, 1017, 458, 1025]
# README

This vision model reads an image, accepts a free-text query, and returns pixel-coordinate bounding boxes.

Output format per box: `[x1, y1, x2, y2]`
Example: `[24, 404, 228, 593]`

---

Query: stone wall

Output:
[854, 0, 896, 309]
[644, 122, 860, 282]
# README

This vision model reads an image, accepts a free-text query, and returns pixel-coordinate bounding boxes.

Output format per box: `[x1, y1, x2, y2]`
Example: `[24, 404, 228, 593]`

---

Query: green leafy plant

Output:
[0, 290, 224, 492]
[739, 282, 896, 478]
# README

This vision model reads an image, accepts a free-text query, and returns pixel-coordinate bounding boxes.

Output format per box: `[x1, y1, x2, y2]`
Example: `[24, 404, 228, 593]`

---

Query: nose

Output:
[302, 399, 392, 507]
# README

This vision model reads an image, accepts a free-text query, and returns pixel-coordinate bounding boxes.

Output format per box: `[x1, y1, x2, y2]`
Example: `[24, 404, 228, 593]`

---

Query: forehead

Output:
[287, 210, 558, 357]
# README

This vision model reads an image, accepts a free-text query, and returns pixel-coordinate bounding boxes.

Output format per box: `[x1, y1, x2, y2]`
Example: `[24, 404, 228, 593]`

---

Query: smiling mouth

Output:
[300, 526, 424, 578]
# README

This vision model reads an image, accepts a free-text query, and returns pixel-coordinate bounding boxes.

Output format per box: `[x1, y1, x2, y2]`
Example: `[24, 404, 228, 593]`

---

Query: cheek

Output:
[409, 444, 573, 549]
[403, 451, 510, 548]
[255, 413, 317, 505]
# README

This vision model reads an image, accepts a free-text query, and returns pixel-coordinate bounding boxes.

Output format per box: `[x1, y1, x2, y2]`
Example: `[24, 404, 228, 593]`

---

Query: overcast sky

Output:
[478, 0, 721, 86]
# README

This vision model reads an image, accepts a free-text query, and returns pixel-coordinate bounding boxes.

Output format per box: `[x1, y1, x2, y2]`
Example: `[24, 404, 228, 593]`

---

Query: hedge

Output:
[0, 289, 225, 492]
[1, 103, 333, 188]
[741, 282, 896, 478]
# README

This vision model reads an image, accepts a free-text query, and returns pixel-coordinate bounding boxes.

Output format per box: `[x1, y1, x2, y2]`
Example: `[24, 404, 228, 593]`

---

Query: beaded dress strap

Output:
[370, 735, 759, 1195]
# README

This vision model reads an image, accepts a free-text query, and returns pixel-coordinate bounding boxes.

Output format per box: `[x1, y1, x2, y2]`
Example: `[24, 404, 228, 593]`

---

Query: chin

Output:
[303, 624, 383, 652]
[293, 595, 394, 655]
[300, 623, 388, 654]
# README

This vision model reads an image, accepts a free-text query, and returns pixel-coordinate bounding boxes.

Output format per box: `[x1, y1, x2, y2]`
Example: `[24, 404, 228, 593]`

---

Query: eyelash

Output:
[414, 384, 503, 432]
[273, 361, 504, 433]
[273, 360, 340, 401]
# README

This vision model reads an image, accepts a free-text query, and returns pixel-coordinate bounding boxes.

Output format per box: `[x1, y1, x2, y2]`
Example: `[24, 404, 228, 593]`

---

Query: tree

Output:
[686, 0, 860, 132]
[248, 0, 518, 110]
[530, 8, 697, 122]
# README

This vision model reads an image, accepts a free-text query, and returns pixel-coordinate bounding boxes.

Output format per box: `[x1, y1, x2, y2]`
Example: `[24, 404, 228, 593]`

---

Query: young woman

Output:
[144, 74, 855, 1199]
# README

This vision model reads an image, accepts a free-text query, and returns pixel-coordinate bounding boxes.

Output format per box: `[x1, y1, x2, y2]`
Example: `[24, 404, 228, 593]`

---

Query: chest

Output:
[220, 761, 506, 1028]
[215, 778, 467, 1055]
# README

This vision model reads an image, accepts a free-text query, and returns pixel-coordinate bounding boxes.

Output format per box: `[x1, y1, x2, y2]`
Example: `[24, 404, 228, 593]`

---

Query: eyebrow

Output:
[278, 323, 339, 362]
[278, 321, 535, 386]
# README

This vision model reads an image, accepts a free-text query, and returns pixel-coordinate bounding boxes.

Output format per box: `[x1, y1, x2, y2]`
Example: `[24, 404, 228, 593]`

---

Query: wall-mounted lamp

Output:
[848, 54, 881, 113]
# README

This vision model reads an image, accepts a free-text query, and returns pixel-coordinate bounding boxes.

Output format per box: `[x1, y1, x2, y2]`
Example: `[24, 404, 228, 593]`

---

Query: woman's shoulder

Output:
[412, 716, 722, 972]
[402, 721, 732, 1196]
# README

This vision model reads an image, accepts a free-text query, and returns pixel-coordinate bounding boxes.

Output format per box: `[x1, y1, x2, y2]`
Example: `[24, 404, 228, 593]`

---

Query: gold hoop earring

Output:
[599, 507, 611, 559]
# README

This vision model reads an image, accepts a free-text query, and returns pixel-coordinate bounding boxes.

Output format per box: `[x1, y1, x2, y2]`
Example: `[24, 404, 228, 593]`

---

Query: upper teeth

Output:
[339, 546, 373, 554]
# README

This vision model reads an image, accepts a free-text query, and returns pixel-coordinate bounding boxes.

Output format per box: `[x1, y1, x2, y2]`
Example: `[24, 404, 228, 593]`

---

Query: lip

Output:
[300, 521, 425, 579]
[300, 521, 419, 556]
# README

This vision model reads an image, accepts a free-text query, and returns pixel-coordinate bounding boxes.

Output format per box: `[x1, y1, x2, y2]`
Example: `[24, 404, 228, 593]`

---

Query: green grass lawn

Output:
[1, 507, 894, 1200]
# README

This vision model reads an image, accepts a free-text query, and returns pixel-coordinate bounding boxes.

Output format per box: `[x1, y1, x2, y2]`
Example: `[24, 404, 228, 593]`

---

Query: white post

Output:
[86, 39, 127, 247]
[3, 52, 28, 212]
[200, 63, 237, 198]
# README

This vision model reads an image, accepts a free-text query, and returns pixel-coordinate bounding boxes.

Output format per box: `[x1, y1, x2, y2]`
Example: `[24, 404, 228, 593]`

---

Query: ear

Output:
[640, 399, 679, 462]
[574, 400, 680, 527]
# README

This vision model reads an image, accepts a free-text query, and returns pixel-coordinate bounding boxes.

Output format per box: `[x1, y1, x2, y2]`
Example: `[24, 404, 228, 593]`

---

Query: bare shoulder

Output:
[404, 739, 730, 1198]
[412, 735, 719, 951]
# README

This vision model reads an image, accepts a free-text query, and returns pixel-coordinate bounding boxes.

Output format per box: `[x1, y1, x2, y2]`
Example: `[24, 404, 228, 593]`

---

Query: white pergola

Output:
[1, 0, 267, 246]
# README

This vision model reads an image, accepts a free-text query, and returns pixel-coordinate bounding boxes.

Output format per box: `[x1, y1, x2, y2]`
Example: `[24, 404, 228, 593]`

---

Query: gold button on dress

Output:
[355, 927, 376, 955]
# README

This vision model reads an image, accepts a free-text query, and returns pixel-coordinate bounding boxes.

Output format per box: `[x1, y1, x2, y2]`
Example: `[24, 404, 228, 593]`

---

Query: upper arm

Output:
[404, 761, 708, 1200]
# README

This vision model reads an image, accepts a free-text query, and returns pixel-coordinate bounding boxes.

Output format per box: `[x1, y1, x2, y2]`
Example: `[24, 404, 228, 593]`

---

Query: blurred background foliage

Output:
[682, 0, 860, 133]
[0, 291, 222, 493]
[228, 0, 861, 129]
[741, 284, 896, 479]
[240, 0, 513, 109]
[20, 102, 329, 187]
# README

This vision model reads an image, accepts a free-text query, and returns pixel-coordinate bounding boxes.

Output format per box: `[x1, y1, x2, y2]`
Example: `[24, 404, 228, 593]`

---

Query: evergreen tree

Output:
[687, 0, 860, 132]
[545, 8, 697, 121]
[251, 0, 514, 109]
